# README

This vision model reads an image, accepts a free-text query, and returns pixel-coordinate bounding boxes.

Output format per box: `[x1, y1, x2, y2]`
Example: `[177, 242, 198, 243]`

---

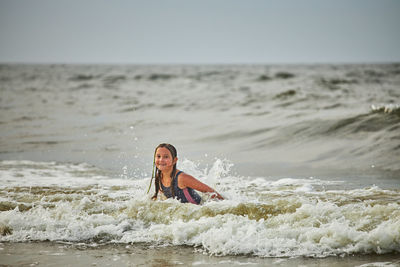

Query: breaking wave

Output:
[1, 160, 399, 258]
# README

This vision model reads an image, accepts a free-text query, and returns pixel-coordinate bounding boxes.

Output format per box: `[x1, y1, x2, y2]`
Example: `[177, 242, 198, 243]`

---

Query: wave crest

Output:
[371, 104, 400, 115]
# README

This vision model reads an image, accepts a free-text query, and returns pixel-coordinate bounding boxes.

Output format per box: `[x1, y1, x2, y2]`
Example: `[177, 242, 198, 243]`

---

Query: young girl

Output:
[148, 143, 224, 204]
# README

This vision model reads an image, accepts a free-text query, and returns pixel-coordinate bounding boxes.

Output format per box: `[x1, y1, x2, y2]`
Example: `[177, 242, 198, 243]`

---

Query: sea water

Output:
[0, 64, 399, 261]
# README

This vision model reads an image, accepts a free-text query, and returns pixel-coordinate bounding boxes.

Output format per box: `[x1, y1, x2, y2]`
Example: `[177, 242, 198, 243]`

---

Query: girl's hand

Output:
[210, 192, 224, 200]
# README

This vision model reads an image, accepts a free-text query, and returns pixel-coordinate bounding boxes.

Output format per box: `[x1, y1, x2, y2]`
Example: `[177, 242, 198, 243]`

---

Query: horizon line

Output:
[1, 60, 400, 66]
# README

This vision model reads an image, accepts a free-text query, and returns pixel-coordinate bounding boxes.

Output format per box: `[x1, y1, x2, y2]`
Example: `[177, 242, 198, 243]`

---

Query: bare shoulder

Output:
[177, 172, 198, 188]
[177, 172, 215, 193]
[179, 172, 196, 180]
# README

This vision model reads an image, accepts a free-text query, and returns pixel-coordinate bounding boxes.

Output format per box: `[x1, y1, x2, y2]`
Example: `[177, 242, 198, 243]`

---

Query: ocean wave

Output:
[199, 127, 273, 142]
[134, 73, 176, 81]
[3, 189, 398, 257]
[265, 106, 400, 142]
[319, 77, 358, 90]
[132, 201, 400, 257]
[371, 104, 400, 115]
[188, 71, 227, 81]
[256, 72, 295, 81]
[274, 89, 297, 99]
[102, 75, 126, 85]
[275, 72, 296, 79]
[69, 74, 96, 81]
[1, 64, 399, 177]
[1, 160, 399, 258]
[325, 107, 400, 136]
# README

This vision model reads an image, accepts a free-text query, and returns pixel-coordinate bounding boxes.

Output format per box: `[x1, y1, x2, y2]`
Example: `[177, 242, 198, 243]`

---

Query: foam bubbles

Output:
[1, 159, 400, 258]
[371, 104, 400, 114]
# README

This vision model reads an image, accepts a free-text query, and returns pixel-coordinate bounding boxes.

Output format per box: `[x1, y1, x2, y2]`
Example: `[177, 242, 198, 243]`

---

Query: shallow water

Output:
[0, 64, 399, 260]
[1, 242, 400, 267]
[0, 160, 399, 258]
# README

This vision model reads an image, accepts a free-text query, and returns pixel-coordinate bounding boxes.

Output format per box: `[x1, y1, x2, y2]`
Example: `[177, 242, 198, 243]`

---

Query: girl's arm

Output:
[178, 173, 224, 200]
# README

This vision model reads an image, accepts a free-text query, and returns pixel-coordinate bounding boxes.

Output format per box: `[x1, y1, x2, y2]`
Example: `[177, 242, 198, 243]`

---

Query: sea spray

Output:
[1, 159, 399, 257]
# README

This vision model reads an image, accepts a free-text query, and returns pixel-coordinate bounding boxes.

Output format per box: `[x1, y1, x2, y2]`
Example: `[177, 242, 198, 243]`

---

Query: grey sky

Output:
[0, 0, 399, 64]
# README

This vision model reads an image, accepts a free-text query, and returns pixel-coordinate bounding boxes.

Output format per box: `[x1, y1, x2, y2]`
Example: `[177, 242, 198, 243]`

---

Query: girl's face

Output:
[155, 147, 177, 172]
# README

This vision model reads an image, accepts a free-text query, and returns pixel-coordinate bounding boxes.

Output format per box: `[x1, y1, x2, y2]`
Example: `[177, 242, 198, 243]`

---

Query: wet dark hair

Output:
[151, 143, 178, 200]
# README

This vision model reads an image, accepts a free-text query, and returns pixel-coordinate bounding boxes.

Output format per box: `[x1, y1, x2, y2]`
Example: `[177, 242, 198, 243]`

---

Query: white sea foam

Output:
[357, 262, 400, 267]
[371, 103, 400, 114]
[1, 160, 400, 258]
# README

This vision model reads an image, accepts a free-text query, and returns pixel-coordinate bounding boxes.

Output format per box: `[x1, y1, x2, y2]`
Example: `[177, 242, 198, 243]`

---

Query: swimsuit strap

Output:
[172, 171, 183, 186]
[175, 171, 183, 178]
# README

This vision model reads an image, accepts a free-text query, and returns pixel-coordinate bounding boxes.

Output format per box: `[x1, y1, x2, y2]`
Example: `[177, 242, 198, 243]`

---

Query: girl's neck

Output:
[161, 169, 173, 182]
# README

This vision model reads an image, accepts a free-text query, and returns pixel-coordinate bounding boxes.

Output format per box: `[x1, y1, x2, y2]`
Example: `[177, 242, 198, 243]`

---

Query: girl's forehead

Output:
[156, 147, 172, 155]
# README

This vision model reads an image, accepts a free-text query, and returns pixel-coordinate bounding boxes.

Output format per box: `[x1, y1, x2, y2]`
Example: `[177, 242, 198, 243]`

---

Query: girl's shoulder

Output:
[176, 170, 194, 180]
[175, 170, 191, 188]
[176, 171, 203, 189]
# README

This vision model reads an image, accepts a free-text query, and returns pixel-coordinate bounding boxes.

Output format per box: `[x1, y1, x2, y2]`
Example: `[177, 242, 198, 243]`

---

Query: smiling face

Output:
[155, 147, 177, 172]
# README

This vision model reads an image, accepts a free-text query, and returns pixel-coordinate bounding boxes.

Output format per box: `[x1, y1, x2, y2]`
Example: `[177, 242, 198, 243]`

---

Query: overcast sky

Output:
[0, 0, 399, 64]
